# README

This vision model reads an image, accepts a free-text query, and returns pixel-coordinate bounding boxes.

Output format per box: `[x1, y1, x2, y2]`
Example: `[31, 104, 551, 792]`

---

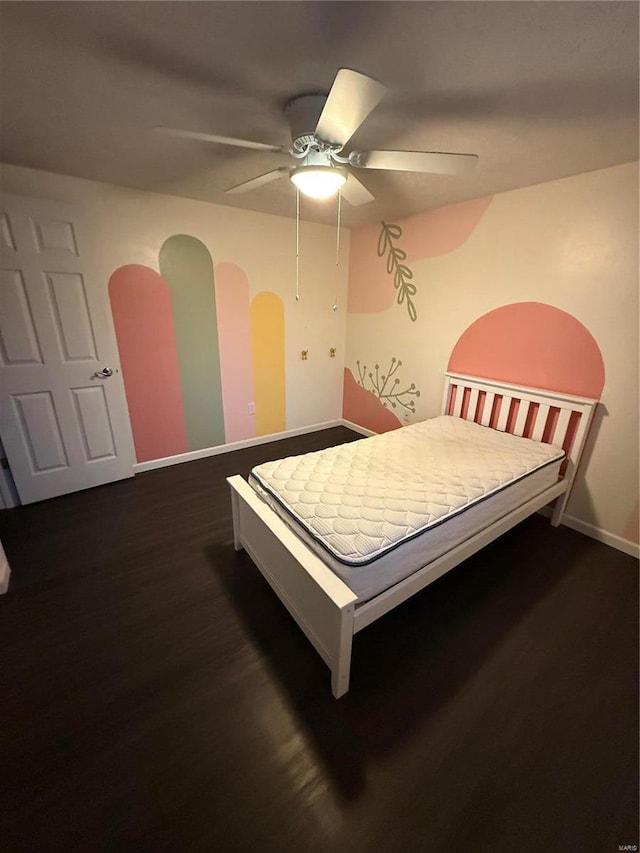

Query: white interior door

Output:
[0, 193, 135, 504]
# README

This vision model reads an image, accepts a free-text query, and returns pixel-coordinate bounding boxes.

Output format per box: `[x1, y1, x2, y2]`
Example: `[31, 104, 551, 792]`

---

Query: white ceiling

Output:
[0, 1, 638, 226]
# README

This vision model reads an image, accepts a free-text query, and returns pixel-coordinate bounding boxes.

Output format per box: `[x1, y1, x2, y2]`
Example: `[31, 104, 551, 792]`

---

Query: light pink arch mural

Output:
[348, 196, 493, 314]
[214, 262, 256, 443]
[448, 302, 605, 398]
[109, 265, 188, 463]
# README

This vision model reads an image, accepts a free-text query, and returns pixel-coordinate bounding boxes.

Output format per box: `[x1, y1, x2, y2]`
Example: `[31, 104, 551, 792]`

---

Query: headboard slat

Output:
[553, 407, 572, 448]
[531, 403, 550, 442]
[480, 392, 495, 427]
[496, 396, 511, 432]
[513, 400, 530, 437]
[466, 388, 479, 422]
[451, 385, 463, 417]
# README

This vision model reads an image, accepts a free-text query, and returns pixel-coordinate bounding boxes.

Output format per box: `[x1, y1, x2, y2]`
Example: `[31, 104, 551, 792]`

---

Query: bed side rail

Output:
[228, 475, 358, 698]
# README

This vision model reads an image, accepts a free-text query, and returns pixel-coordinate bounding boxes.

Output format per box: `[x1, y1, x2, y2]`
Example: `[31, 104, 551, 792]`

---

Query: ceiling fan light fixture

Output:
[290, 165, 347, 200]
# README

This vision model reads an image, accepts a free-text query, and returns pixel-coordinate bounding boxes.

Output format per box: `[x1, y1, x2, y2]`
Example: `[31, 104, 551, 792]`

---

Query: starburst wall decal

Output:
[356, 358, 421, 414]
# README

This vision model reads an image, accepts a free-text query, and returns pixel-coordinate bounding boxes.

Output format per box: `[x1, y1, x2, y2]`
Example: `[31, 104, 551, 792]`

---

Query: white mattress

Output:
[249, 416, 564, 602]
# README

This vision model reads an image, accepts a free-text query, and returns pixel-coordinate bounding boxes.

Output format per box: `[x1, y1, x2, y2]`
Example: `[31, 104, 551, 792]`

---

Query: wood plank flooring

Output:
[0, 427, 637, 853]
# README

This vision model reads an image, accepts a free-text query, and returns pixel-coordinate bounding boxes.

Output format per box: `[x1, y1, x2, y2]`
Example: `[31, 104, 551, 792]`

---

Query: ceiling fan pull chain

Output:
[295, 186, 300, 301]
[333, 190, 341, 311]
[336, 189, 341, 265]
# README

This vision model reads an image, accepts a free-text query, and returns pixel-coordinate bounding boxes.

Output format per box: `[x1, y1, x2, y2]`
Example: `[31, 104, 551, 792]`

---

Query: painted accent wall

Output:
[2, 161, 636, 553]
[0, 163, 349, 465]
[344, 162, 639, 548]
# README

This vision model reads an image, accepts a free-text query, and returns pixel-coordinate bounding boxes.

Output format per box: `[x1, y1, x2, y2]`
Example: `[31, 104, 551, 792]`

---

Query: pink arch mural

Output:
[109, 265, 188, 463]
[448, 302, 605, 398]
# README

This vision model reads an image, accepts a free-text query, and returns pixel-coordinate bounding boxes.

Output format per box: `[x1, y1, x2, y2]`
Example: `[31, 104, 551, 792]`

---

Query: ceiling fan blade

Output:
[225, 168, 290, 195]
[341, 173, 375, 206]
[155, 126, 286, 153]
[315, 69, 387, 147]
[356, 150, 479, 175]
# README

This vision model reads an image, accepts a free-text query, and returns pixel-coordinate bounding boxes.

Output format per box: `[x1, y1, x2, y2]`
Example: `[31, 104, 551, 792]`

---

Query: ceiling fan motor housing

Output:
[284, 94, 329, 150]
[297, 149, 336, 169]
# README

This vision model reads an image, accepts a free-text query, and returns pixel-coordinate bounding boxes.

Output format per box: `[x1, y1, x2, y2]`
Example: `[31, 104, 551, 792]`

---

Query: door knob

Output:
[92, 367, 113, 379]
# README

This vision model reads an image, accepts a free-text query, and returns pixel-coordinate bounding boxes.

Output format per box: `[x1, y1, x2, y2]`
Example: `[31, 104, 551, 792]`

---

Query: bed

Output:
[227, 372, 598, 698]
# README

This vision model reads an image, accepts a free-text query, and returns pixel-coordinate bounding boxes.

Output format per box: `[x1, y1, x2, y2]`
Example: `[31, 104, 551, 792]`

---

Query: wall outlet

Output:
[248, 402, 255, 415]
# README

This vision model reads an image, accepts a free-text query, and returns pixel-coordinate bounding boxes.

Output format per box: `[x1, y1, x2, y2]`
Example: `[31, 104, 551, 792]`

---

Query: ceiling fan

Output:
[157, 69, 478, 206]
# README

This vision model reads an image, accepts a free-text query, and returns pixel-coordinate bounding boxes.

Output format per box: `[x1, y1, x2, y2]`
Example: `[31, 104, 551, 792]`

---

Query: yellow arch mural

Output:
[250, 292, 286, 435]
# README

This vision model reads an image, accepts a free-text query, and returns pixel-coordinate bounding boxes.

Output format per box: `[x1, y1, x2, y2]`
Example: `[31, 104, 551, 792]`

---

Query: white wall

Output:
[0, 163, 350, 449]
[345, 163, 639, 552]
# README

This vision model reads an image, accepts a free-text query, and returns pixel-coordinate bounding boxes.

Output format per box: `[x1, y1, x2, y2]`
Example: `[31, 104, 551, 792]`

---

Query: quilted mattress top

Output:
[250, 416, 564, 567]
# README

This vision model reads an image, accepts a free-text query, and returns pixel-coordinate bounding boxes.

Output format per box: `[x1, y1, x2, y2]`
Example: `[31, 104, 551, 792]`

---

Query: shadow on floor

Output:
[206, 514, 591, 802]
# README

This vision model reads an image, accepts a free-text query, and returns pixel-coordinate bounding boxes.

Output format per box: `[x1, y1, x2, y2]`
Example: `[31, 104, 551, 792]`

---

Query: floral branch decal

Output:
[377, 221, 417, 322]
[356, 358, 421, 414]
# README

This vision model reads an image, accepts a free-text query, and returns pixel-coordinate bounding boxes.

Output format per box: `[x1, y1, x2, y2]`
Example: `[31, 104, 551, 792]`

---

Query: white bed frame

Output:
[228, 373, 598, 698]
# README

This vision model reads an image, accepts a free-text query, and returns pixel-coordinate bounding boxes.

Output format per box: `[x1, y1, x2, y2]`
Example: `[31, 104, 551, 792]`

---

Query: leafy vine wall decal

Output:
[377, 221, 417, 321]
[356, 358, 421, 414]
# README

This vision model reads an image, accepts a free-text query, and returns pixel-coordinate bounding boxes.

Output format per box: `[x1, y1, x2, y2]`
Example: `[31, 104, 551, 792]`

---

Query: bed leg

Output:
[550, 493, 568, 527]
[331, 661, 351, 699]
[331, 607, 355, 699]
[331, 660, 351, 699]
[230, 486, 243, 551]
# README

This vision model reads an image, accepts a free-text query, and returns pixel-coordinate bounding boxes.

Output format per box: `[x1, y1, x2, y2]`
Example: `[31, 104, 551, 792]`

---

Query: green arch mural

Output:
[159, 235, 225, 450]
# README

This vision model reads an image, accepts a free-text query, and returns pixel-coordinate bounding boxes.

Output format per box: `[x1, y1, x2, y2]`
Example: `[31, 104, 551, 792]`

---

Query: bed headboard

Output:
[442, 372, 599, 524]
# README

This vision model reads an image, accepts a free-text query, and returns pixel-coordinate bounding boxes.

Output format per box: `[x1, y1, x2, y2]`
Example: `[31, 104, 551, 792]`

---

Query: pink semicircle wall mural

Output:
[448, 302, 605, 398]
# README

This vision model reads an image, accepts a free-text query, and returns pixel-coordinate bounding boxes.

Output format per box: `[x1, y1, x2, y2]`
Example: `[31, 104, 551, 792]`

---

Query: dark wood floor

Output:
[0, 426, 637, 853]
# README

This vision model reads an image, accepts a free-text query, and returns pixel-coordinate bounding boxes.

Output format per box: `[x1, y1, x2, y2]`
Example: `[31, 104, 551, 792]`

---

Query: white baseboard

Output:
[0, 535, 11, 592]
[0, 464, 19, 509]
[133, 420, 343, 473]
[539, 506, 639, 558]
[0, 558, 10, 594]
[341, 418, 376, 437]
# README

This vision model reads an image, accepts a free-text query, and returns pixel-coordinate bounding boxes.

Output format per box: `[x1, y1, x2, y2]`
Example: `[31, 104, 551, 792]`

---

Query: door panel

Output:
[0, 194, 135, 504]
[14, 391, 69, 471]
[31, 215, 79, 256]
[0, 212, 17, 251]
[46, 272, 98, 361]
[71, 386, 117, 461]
[0, 269, 44, 364]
